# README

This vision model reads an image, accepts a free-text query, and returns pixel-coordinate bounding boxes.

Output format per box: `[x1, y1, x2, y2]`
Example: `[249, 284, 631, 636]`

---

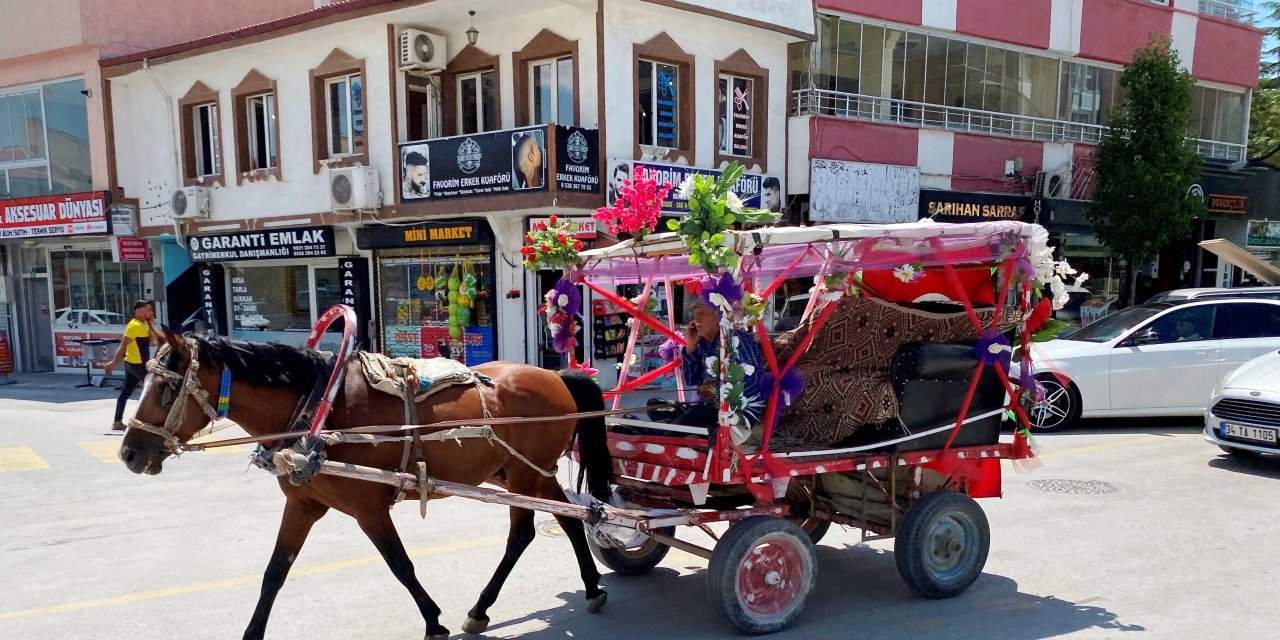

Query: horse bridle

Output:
[128, 337, 220, 453]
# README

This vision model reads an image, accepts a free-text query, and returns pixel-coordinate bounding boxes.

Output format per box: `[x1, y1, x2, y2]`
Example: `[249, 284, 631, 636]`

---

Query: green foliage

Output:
[667, 161, 781, 274]
[1262, 2, 1280, 77]
[1089, 35, 1204, 270]
[1249, 82, 1280, 168]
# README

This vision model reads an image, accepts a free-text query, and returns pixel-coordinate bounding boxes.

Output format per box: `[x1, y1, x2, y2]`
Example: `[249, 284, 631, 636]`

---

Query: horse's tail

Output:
[558, 369, 613, 502]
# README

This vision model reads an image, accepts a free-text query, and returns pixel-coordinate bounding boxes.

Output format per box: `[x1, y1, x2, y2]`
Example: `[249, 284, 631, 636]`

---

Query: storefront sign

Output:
[554, 126, 601, 193]
[527, 217, 597, 239]
[357, 220, 488, 249]
[199, 265, 224, 333]
[1247, 220, 1280, 247]
[0, 191, 109, 239]
[110, 204, 138, 236]
[919, 190, 1034, 223]
[188, 226, 336, 261]
[54, 331, 118, 368]
[401, 125, 568, 201]
[1208, 194, 1248, 215]
[605, 159, 779, 214]
[339, 257, 371, 348]
[810, 159, 919, 223]
[112, 236, 151, 262]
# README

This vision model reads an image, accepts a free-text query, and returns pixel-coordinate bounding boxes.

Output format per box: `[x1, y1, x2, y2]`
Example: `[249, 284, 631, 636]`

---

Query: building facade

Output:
[104, 0, 812, 386]
[787, 0, 1264, 299]
[0, 0, 314, 373]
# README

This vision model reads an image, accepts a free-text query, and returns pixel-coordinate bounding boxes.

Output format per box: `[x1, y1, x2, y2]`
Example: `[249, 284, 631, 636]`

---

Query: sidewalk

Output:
[0, 371, 124, 403]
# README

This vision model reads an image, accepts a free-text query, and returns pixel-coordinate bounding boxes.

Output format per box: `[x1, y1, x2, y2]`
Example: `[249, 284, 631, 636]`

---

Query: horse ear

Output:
[163, 326, 187, 355]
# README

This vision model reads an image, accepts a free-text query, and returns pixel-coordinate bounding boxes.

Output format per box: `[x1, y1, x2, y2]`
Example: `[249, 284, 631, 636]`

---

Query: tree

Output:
[1261, 2, 1280, 77]
[1248, 80, 1280, 168]
[1089, 35, 1204, 307]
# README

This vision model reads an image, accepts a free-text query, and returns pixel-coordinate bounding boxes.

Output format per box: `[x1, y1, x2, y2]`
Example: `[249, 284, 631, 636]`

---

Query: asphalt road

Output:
[2, 389, 1279, 639]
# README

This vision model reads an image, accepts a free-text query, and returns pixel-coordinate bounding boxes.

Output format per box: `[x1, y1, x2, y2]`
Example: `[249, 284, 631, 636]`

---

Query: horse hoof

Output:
[587, 590, 608, 614]
[426, 626, 451, 640]
[461, 616, 490, 635]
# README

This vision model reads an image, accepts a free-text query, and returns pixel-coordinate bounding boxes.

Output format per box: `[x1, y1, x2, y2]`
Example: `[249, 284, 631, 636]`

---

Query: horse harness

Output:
[128, 338, 222, 452]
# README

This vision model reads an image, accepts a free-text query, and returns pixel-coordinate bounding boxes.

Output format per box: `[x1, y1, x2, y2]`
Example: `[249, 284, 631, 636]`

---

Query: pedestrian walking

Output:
[104, 300, 162, 431]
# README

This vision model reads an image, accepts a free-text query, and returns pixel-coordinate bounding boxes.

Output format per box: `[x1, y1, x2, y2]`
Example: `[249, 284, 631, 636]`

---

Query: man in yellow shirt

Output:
[105, 300, 162, 431]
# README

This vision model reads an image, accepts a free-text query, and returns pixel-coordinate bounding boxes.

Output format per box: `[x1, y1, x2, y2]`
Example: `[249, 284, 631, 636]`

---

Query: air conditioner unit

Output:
[330, 166, 381, 212]
[398, 29, 446, 73]
[170, 186, 211, 219]
[1035, 167, 1072, 199]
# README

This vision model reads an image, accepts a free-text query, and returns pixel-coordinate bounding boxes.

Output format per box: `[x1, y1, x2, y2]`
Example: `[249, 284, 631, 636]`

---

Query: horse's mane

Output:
[187, 333, 333, 395]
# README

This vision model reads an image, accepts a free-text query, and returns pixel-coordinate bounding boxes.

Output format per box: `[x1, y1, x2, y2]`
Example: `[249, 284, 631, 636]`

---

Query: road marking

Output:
[0, 535, 507, 622]
[1036, 434, 1172, 460]
[0, 447, 49, 473]
[78, 441, 251, 464]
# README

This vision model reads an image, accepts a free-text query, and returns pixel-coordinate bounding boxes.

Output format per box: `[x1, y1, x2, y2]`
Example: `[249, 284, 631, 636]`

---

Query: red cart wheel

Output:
[706, 516, 816, 635]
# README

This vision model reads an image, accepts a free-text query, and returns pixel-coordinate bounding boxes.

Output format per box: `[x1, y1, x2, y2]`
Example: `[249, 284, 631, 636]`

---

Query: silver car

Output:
[1205, 350, 1280, 458]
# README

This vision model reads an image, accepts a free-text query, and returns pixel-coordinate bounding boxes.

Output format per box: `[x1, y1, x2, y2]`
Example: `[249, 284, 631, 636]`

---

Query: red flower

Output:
[573, 239, 584, 251]
[540, 244, 551, 253]
[549, 214, 558, 225]
[524, 233, 532, 243]
[1027, 297, 1052, 332]
[520, 245, 534, 256]
[557, 233, 568, 244]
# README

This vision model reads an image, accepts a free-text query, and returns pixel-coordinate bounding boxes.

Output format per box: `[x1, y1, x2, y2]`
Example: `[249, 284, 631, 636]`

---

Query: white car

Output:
[1204, 350, 1280, 458]
[53, 308, 127, 328]
[1020, 298, 1280, 431]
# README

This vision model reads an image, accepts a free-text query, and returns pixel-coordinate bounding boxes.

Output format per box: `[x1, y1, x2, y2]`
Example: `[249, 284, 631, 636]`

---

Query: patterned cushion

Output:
[771, 297, 1021, 446]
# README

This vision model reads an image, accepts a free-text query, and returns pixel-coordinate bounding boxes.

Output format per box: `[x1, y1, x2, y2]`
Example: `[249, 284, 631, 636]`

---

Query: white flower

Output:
[741, 363, 755, 377]
[705, 356, 718, 369]
[726, 191, 744, 213]
[893, 264, 921, 283]
[675, 176, 694, 199]
[731, 335, 741, 349]
[557, 293, 569, 307]
[708, 293, 729, 310]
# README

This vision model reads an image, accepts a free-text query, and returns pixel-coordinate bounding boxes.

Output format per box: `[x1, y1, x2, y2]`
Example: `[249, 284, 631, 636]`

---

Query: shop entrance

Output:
[21, 275, 53, 371]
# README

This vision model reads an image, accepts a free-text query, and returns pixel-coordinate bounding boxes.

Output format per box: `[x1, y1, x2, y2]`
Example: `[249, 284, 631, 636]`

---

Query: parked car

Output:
[1148, 286, 1280, 303]
[53, 308, 127, 328]
[1204, 350, 1280, 458]
[773, 294, 809, 331]
[1017, 298, 1280, 431]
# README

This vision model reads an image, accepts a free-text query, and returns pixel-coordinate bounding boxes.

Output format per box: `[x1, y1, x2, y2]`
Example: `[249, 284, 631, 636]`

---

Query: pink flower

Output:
[593, 166, 670, 238]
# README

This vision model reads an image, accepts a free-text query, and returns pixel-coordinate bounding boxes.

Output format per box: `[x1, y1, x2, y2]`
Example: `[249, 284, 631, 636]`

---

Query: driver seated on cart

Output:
[670, 296, 766, 427]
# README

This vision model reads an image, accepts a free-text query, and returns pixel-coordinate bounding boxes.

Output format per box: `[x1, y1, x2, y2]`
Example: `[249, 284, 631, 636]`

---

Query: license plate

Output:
[1222, 422, 1279, 444]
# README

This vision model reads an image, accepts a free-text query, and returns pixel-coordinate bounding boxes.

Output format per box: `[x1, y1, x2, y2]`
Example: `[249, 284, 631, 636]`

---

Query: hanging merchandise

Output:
[447, 261, 462, 339]
[416, 251, 430, 291]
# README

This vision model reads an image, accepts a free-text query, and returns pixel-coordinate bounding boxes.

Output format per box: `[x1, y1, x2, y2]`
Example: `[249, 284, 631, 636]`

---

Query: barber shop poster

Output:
[400, 127, 548, 202]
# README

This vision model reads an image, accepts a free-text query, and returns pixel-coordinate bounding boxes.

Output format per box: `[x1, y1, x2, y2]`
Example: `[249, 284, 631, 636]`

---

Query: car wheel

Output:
[1219, 445, 1263, 459]
[1030, 375, 1081, 432]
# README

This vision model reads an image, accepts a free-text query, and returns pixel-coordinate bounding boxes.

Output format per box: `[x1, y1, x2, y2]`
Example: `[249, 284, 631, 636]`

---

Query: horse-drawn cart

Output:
[121, 202, 1066, 636]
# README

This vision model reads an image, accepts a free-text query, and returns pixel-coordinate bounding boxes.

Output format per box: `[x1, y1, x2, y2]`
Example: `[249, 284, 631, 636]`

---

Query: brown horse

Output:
[118, 330, 614, 640]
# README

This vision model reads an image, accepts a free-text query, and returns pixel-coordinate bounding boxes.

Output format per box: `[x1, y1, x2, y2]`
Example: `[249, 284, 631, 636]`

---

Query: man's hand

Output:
[683, 322, 700, 353]
[698, 381, 715, 400]
[104, 361, 116, 376]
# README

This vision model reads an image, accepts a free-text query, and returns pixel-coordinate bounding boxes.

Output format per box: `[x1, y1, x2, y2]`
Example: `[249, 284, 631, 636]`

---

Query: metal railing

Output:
[1198, 0, 1256, 24]
[792, 88, 1246, 162]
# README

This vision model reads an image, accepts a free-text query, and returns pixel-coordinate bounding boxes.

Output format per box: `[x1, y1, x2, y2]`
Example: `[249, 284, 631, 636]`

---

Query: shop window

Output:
[375, 247, 496, 366]
[0, 78, 90, 198]
[227, 264, 343, 349]
[714, 51, 769, 171]
[441, 45, 500, 137]
[513, 30, 578, 127]
[231, 70, 281, 183]
[633, 33, 694, 163]
[309, 49, 367, 173]
[179, 81, 224, 186]
[49, 248, 147, 328]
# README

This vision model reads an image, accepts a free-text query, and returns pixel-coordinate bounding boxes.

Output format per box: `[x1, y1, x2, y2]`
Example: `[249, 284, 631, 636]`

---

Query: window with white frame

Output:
[457, 70, 496, 134]
[530, 56, 574, 125]
[245, 93, 277, 170]
[191, 103, 222, 177]
[637, 59, 680, 148]
[718, 74, 754, 157]
[0, 78, 90, 198]
[325, 73, 364, 157]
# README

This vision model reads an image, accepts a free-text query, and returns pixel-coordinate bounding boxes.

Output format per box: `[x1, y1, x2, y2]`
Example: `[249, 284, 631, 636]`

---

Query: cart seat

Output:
[770, 297, 1020, 447]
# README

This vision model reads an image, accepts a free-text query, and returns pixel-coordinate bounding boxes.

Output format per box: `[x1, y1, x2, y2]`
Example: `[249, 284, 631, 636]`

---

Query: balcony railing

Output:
[792, 88, 1246, 162]
[1198, 0, 1255, 25]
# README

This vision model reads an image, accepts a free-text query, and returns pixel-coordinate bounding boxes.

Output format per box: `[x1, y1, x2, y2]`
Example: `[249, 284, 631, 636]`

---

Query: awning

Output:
[1198, 238, 1280, 285]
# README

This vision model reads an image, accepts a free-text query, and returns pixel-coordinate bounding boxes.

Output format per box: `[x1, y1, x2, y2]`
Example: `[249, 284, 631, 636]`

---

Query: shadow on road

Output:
[480, 542, 1142, 638]
[1208, 452, 1280, 480]
[1031, 416, 1202, 437]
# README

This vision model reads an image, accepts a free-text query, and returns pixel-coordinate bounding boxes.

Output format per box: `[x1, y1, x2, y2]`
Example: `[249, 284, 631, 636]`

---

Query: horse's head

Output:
[119, 330, 222, 475]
